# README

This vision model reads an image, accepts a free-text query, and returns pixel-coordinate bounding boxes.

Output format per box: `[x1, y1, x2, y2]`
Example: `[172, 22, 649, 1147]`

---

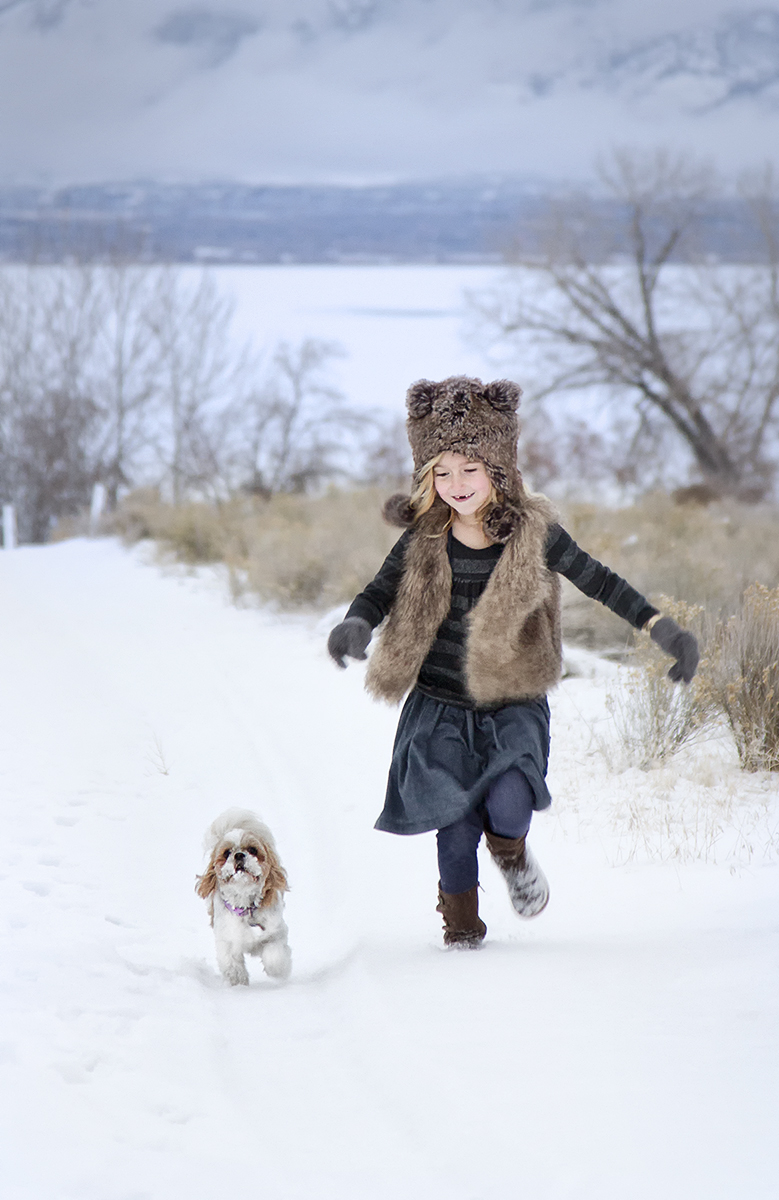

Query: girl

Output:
[328, 377, 698, 947]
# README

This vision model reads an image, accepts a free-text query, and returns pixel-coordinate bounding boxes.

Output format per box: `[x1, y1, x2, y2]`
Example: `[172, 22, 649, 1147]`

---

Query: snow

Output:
[1, 537, 777, 1199]
[210, 262, 504, 414]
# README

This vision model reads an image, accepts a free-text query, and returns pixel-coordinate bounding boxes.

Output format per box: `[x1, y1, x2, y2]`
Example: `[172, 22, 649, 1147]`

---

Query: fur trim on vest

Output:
[365, 492, 562, 707]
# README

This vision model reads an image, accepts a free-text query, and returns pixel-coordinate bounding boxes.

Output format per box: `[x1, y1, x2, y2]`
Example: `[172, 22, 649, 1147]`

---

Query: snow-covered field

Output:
[1, 537, 778, 1200]
[210, 263, 503, 413]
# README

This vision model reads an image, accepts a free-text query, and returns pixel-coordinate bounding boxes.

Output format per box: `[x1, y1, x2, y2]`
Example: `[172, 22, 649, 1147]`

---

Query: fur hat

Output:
[384, 375, 526, 542]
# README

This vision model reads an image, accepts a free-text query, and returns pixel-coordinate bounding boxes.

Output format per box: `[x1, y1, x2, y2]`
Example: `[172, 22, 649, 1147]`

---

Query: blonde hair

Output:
[410, 452, 499, 533]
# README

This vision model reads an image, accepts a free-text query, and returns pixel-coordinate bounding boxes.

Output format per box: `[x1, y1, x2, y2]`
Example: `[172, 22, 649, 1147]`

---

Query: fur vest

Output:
[365, 492, 562, 707]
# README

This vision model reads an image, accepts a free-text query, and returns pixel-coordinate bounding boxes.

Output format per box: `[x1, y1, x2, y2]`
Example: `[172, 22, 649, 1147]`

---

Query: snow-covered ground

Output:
[1, 537, 777, 1200]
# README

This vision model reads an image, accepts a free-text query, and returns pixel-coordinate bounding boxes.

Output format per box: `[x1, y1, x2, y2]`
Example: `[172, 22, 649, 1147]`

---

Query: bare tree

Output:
[352, 413, 413, 488]
[0, 267, 102, 540]
[472, 149, 779, 498]
[234, 338, 369, 495]
[91, 266, 162, 505]
[0, 264, 243, 534]
[4, 388, 99, 543]
[0, 263, 388, 539]
[144, 269, 241, 502]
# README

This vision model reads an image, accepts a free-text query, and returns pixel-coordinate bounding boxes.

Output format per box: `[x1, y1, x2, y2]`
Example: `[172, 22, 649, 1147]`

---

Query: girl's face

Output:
[433, 452, 492, 517]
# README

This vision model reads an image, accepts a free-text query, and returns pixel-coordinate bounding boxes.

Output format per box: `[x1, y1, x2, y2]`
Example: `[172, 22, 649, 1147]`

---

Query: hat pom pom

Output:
[483, 500, 522, 543]
[382, 493, 415, 528]
[483, 380, 522, 412]
[406, 379, 437, 418]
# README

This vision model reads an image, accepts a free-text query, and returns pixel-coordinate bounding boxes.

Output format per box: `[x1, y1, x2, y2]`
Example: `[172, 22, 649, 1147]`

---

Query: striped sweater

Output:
[346, 524, 657, 708]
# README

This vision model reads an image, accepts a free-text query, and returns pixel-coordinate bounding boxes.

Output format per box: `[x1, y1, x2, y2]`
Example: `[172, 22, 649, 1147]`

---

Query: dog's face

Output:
[214, 831, 270, 890]
[196, 813, 288, 909]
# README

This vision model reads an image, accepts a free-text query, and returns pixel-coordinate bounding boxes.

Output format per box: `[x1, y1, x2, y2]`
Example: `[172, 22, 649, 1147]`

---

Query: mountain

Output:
[0, 1, 777, 184]
[0, 178, 767, 265]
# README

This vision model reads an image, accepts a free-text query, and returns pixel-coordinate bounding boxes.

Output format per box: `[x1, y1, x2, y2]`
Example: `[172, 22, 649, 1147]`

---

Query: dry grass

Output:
[598, 598, 718, 771]
[698, 583, 779, 772]
[111, 488, 779, 626]
[558, 492, 779, 648]
[111, 487, 399, 610]
[601, 586, 779, 775]
[110, 486, 779, 651]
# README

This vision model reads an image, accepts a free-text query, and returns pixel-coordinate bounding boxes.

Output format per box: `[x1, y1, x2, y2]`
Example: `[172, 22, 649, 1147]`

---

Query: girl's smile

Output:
[433, 452, 492, 517]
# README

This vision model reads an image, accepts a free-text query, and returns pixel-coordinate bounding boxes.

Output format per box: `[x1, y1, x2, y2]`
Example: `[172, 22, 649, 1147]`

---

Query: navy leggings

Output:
[436, 768, 534, 894]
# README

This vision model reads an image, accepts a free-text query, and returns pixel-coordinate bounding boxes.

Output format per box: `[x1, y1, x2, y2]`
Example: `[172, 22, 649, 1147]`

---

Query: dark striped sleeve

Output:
[545, 523, 658, 630]
[345, 530, 412, 628]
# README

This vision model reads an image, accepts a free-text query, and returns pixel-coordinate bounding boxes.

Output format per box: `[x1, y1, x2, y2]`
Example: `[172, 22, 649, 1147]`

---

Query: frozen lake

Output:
[208, 264, 508, 414]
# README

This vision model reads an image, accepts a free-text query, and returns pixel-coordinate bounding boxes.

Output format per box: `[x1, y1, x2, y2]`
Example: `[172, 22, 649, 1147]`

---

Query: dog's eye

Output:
[247, 846, 259, 857]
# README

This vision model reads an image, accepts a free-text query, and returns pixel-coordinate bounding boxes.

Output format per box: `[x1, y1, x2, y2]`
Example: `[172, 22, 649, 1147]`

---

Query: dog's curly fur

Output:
[196, 808, 291, 986]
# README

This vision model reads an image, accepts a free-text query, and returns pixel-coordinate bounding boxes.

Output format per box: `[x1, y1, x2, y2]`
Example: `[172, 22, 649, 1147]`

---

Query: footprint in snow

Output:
[22, 880, 50, 896]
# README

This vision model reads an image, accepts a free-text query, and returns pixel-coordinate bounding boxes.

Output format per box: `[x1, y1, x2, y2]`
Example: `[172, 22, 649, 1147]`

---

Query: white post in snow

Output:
[89, 482, 107, 534]
[2, 504, 17, 550]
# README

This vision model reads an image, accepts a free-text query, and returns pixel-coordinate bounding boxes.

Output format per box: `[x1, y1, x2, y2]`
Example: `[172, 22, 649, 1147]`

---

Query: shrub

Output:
[558, 492, 779, 644]
[699, 584, 779, 772]
[111, 489, 230, 561]
[603, 588, 779, 775]
[112, 487, 399, 610]
[600, 598, 718, 770]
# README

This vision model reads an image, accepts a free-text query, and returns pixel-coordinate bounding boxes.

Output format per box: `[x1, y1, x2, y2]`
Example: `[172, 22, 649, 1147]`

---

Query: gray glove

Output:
[649, 616, 699, 684]
[328, 617, 372, 669]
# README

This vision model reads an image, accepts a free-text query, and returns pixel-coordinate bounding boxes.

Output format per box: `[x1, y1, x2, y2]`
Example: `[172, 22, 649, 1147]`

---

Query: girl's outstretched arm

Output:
[545, 524, 699, 683]
[327, 530, 411, 669]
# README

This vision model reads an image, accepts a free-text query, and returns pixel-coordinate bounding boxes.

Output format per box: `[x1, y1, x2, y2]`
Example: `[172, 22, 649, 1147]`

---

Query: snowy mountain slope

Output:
[0, 536, 777, 1199]
[1, 0, 778, 183]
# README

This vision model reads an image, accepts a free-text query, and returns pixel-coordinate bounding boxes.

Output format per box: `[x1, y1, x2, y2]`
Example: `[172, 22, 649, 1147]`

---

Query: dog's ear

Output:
[261, 841, 289, 905]
[195, 851, 219, 899]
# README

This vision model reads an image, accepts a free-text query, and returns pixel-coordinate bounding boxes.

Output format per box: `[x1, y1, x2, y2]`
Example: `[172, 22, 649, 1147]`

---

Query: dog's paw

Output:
[261, 940, 292, 981]
[218, 956, 250, 986]
[223, 969, 250, 986]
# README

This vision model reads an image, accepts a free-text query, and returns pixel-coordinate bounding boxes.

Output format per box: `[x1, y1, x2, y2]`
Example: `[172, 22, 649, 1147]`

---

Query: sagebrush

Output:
[111, 487, 399, 610]
[558, 492, 779, 647]
[698, 583, 779, 772]
[600, 597, 717, 770]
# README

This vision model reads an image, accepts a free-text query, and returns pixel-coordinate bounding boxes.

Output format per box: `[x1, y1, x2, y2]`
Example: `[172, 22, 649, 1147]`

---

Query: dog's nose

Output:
[234, 851, 244, 863]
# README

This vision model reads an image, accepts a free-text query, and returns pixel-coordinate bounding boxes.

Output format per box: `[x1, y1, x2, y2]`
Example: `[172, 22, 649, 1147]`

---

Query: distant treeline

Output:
[0, 179, 772, 265]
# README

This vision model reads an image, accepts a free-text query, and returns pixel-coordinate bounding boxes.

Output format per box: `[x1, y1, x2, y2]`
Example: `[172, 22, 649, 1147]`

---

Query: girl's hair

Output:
[410, 452, 499, 532]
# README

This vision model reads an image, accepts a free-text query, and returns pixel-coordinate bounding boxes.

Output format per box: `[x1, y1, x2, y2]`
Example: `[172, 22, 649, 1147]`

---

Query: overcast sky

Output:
[3, 0, 779, 185]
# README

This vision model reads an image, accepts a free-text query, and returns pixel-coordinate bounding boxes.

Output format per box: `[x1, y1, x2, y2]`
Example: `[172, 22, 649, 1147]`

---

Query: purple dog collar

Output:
[221, 898, 257, 918]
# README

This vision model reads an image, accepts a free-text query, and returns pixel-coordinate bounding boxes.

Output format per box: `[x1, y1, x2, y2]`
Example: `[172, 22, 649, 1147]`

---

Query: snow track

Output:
[0, 539, 777, 1199]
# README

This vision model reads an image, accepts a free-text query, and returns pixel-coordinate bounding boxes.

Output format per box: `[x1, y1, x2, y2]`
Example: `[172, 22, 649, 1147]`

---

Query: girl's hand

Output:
[328, 617, 372, 668]
[649, 617, 700, 684]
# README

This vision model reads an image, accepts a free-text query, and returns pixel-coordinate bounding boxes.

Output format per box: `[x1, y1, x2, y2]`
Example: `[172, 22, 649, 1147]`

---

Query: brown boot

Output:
[484, 832, 550, 918]
[436, 884, 487, 948]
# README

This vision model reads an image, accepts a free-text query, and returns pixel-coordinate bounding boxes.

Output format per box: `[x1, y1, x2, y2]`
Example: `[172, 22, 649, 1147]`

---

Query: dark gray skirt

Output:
[375, 688, 551, 836]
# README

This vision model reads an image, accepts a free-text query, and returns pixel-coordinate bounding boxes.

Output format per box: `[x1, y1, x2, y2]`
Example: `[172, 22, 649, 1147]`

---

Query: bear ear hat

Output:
[406, 379, 438, 418]
[482, 379, 522, 413]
